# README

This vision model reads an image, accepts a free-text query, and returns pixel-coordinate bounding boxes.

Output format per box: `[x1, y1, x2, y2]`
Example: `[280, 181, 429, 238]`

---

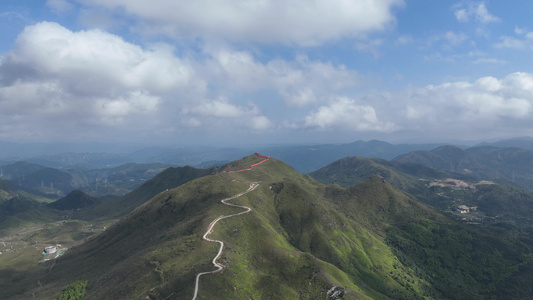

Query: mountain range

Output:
[393, 145, 533, 192]
[0, 161, 171, 198]
[1, 152, 533, 299]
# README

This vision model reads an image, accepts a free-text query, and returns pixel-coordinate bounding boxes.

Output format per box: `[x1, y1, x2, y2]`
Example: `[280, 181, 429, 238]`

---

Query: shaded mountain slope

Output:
[0, 161, 87, 197]
[3, 155, 533, 299]
[0, 195, 60, 233]
[0, 179, 18, 201]
[476, 136, 533, 151]
[48, 190, 100, 210]
[0, 180, 61, 233]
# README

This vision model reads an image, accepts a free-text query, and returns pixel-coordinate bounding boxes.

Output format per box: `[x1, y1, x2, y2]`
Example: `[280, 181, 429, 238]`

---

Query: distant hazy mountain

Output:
[259, 140, 446, 173]
[0, 161, 171, 198]
[76, 165, 219, 220]
[1, 140, 446, 174]
[476, 136, 533, 150]
[27, 152, 132, 168]
[393, 145, 533, 192]
[0, 141, 144, 159]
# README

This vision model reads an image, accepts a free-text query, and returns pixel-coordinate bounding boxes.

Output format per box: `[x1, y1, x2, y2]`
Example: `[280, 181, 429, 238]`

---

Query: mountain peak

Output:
[48, 190, 100, 210]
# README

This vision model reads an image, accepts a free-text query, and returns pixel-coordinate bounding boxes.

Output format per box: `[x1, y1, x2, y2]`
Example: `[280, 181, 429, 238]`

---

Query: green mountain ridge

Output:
[393, 145, 533, 192]
[311, 154, 533, 235]
[311, 155, 533, 297]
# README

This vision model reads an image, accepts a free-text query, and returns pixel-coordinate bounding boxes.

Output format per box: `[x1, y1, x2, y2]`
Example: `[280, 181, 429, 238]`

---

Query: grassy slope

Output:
[312, 156, 533, 299]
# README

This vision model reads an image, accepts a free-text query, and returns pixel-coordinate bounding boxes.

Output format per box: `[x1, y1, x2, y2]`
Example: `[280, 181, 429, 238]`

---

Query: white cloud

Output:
[443, 31, 468, 46]
[396, 35, 413, 45]
[454, 9, 468, 22]
[0, 81, 67, 115]
[181, 98, 273, 131]
[494, 26, 533, 50]
[78, 8, 125, 30]
[46, 0, 74, 13]
[427, 31, 468, 50]
[79, 0, 403, 46]
[515, 26, 528, 35]
[474, 3, 500, 23]
[454, 3, 500, 24]
[0, 22, 200, 139]
[204, 49, 360, 107]
[9, 22, 194, 93]
[472, 58, 506, 64]
[494, 36, 527, 49]
[304, 97, 396, 131]
[183, 98, 258, 118]
[354, 39, 384, 57]
[251, 116, 273, 130]
[398, 73, 533, 133]
[95, 90, 159, 118]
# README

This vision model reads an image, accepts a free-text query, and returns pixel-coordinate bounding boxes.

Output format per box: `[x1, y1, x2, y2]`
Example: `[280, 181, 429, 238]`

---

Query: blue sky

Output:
[1, 0, 533, 146]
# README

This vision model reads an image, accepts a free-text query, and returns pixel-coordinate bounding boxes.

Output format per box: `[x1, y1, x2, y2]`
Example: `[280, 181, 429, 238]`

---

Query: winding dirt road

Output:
[192, 182, 259, 300]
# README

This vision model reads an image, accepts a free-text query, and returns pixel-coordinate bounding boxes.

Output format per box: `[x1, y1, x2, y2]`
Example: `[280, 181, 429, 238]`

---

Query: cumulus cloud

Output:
[0, 21, 370, 142]
[495, 28, 533, 50]
[392, 73, 533, 139]
[304, 97, 396, 132]
[354, 39, 384, 57]
[79, 0, 403, 46]
[292, 73, 533, 141]
[181, 98, 273, 131]
[95, 90, 159, 119]
[46, 0, 74, 13]
[6, 22, 193, 93]
[454, 3, 500, 24]
[473, 58, 506, 64]
[494, 36, 527, 49]
[204, 49, 360, 107]
[0, 22, 198, 139]
[251, 116, 273, 131]
[183, 98, 258, 118]
[396, 35, 413, 45]
[429, 31, 468, 49]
